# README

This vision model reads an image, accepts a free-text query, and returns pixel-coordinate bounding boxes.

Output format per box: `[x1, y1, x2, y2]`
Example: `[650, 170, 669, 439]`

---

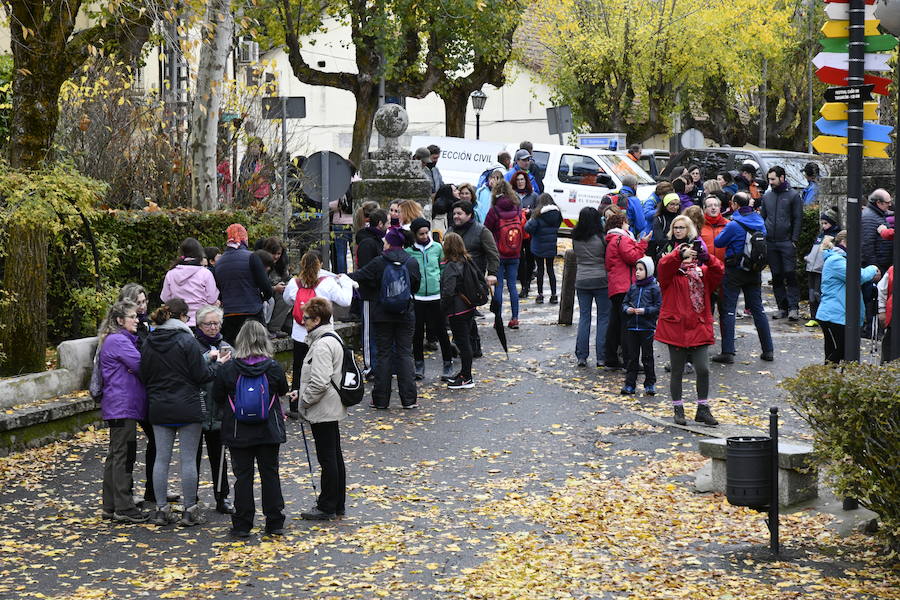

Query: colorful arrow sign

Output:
[815, 67, 891, 95]
[820, 102, 879, 120]
[812, 52, 891, 71]
[820, 34, 899, 52]
[821, 20, 881, 37]
[813, 135, 889, 158]
[815, 117, 893, 143]
[824, 3, 876, 19]
[824, 0, 876, 4]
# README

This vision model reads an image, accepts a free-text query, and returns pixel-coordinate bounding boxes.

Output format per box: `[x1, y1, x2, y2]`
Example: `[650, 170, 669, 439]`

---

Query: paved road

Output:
[0, 289, 896, 599]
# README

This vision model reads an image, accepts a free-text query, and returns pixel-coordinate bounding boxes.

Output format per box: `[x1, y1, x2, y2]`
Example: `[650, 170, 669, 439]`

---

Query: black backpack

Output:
[322, 332, 364, 407]
[735, 221, 767, 272]
[459, 259, 490, 307]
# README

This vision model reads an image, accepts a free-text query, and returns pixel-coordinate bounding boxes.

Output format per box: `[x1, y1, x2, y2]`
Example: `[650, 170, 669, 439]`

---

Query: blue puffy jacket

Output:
[816, 247, 878, 326]
[525, 206, 563, 258]
[714, 208, 766, 261]
[622, 278, 661, 331]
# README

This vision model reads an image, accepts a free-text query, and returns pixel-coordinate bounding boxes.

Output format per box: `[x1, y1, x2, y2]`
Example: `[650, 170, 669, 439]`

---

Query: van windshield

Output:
[597, 154, 656, 185]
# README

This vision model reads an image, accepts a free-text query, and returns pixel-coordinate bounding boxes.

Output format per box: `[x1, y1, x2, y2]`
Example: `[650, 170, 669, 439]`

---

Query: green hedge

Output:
[795, 206, 824, 294]
[45, 210, 278, 342]
[782, 362, 900, 551]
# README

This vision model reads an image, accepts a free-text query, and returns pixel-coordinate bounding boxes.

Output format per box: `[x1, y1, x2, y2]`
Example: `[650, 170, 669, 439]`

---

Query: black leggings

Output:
[535, 256, 556, 296]
[820, 320, 846, 364]
[667, 345, 710, 404]
[449, 313, 474, 379]
[414, 300, 452, 362]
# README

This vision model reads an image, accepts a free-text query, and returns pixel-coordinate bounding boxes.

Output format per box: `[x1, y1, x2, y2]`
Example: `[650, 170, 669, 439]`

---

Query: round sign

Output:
[301, 151, 353, 204]
[680, 128, 705, 150]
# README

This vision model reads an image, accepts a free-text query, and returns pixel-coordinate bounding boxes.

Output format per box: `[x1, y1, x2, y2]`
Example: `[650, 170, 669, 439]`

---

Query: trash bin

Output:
[726, 436, 773, 508]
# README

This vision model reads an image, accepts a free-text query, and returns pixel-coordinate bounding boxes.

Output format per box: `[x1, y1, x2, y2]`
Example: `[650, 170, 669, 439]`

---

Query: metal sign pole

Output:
[282, 97, 288, 233]
[321, 152, 331, 271]
[556, 111, 564, 145]
[768, 407, 780, 555]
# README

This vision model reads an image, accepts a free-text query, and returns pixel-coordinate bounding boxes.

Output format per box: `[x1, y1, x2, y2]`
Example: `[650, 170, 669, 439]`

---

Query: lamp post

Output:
[874, 0, 900, 361]
[470, 90, 487, 140]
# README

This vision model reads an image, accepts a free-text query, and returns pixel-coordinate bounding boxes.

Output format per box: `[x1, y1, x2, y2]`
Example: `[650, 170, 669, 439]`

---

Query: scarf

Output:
[195, 330, 222, 349]
[681, 262, 705, 313]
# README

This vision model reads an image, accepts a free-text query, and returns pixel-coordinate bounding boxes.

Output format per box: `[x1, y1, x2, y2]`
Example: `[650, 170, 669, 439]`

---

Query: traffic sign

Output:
[261, 96, 307, 120]
[820, 34, 899, 52]
[820, 101, 879, 120]
[812, 135, 890, 158]
[815, 67, 891, 95]
[814, 117, 893, 143]
[812, 52, 891, 72]
[824, 3, 876, 19]
[821, 19, 880, 37]
[823, 84, 875, 102]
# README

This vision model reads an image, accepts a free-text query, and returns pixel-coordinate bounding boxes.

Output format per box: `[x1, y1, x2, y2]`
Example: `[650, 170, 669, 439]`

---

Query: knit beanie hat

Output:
[820, 208, 839, 227]
[637, 255, 655, 279]
[663, 193, 681, 207]
[410, 217, 431, 234]
[384, 227, 406, 248]
[226, 223, 248, 245]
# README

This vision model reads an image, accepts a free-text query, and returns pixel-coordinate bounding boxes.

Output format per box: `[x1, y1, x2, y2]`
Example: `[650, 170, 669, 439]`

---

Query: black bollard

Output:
[558, 249, 577, 325]
[768, 407, 780, 555]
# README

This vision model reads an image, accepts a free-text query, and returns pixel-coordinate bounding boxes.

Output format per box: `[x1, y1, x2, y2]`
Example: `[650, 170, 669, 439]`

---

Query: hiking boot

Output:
[644, 385, 656, 396]
[711, 353, 734, 364]
[301, 507, 336, 521]
[101, 509, 115, 521]
[788, 309, 800, 322]
[152, 505, 175, 526]
[760, 351, 774, 362]
[215, 499, 235, 515]
[414, 360, 425, 381]
[804, 319, 818, 328]
[535, 294, 544, 304]
[508, 319, 519, 329]
[441, 361, 454, 381]
[772, 309, 788, 320]
[549, 295, 558, 304]
[178, 504, 207, 527]
[694, 404, 719, 427]
[447, 375, 475, 389]
[113, 508, 149, 523]
[673, 405, 687, 426]
[620, 385, 636, 395]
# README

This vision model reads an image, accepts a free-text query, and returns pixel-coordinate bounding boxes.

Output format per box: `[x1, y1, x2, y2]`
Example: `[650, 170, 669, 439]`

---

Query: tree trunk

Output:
[7, 62, 66, 170]
[0, 221, 48, 375]
[350, 84, 379, 168]
[190, 0, 234, 210]
[442, 89, 469, 137]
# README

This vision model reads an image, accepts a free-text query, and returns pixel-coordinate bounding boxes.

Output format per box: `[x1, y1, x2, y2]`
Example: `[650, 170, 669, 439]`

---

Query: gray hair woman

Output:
[193, 305, 234, 515]
[212, 320, 289, 537]
[118, 283, 150, 342]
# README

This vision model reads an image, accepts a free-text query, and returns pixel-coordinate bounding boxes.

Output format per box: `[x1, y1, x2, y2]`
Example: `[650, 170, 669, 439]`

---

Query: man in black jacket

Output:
[348, 227, 422, 409]
[215, 224, 274, 343]
[354, 209, 388, 378]
[862, 189, 894, 336]
[759, 166, 803, 321]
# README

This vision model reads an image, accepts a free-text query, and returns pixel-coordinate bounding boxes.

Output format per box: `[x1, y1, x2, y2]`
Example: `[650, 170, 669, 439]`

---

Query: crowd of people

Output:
[94, 140, 896, 534]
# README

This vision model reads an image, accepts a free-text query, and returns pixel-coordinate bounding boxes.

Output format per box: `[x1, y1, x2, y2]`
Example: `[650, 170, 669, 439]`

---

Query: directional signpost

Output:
[815, 67, 891, 94]
[812, 52, 891, 71]
[820, 101, 878, 120]
[820, 19, 880, 36]
[820, 34, 899, 52]
[823, 84, 874, 102]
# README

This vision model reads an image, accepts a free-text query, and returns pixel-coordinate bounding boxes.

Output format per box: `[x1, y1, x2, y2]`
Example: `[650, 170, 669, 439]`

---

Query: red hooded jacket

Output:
[604, 228, 649, 297]
[654, 249, 724, 348]
[700, 213, 729, 264]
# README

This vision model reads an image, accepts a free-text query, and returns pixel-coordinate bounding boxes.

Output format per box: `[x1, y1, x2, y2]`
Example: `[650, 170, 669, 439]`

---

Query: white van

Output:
[408, 137, 657, 227]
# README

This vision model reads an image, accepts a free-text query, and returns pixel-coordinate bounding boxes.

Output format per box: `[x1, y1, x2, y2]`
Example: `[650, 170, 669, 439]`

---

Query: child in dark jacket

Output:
[621, 256, 661, 395]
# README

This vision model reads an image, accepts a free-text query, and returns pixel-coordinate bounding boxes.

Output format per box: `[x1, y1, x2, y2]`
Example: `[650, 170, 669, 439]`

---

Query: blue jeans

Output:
[494, 258, 520, 319]
[575, 287, 610, 364]
[333, 224, 353, 274]
[720, 268, 774, 355]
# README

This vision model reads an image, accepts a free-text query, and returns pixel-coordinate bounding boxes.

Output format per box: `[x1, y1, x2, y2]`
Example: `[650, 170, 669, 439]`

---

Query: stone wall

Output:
[818, 157, 895, 220]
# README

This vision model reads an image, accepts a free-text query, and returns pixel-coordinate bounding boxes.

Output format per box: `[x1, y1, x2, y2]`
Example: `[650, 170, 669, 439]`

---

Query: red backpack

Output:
[497, 210, 524, 256]
[292, 276, 327, 324]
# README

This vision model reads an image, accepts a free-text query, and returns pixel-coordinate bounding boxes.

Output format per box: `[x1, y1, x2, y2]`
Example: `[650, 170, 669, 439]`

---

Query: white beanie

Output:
[637, 256, 655, 278]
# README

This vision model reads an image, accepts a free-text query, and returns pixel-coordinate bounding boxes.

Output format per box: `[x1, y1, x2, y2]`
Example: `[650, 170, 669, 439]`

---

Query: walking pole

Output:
[216, 445, 227, 497]
[300, 422, 318, 494]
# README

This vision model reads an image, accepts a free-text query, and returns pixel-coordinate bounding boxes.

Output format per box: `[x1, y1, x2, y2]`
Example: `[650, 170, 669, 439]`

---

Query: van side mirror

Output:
[597, 173, 614, 188]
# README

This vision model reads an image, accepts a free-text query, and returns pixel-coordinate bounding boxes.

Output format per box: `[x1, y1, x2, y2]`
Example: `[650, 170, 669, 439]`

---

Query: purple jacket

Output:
[99, 330, 147, 421]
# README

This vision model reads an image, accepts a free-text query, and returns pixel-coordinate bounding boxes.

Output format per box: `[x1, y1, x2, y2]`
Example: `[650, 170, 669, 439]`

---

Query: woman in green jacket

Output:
[406, 218, 454, 381]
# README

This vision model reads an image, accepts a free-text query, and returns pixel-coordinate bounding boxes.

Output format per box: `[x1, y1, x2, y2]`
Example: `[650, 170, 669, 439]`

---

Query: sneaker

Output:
[772, 309, 788, 320]
[673, 405, 687, 426]
[788, 309, 800, 322]
[101, 509, 115, 521]
[178, 504, 207, 527]
[402, 403, 419, 409]
[549, 295, 558, 304]
[804, 319, 818, 328]
[113, 508, 149, 523]
[441, 361, 454, 381]
[369, 402, 388, 410]
[215, 499, 235, 515]
[265, 528, 286, 536]
[644, 385, 656, 396]
[535, 294, 544, 304]
[711, 353, 734, 364]
[520, 290, 529, 299]
[694, 404, 719, 427]
[152, 505, 174, 526]
[760, 351, 774, 362]
[508, 319, 519, 329]
[301, 507, 336, 521]
[447, 375, 475, 389]
[620, 385, 636, 395]
[577, 360, 587, 367]
[414, 360, 425, 381]
[229, 528, 251, 538]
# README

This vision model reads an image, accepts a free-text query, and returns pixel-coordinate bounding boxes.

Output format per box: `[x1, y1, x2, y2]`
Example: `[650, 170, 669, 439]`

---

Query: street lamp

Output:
[470, 90, 487, 140]
[874, 0, 900, 361]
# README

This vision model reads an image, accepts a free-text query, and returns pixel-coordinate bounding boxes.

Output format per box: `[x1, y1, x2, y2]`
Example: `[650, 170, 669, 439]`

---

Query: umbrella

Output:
[489, 284, 509, 359]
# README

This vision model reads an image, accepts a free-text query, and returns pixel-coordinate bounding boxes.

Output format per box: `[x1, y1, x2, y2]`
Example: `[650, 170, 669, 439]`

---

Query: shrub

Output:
[795, 206, 824, 293]
[782, 362, 900, 550]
